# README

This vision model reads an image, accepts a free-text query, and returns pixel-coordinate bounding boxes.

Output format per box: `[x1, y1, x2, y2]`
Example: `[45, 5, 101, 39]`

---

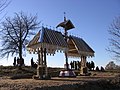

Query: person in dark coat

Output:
[13, 57, 16, 66]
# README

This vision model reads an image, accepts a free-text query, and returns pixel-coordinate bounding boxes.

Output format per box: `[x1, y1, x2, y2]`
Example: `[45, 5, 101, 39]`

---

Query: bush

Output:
[11, 73, 33, 79]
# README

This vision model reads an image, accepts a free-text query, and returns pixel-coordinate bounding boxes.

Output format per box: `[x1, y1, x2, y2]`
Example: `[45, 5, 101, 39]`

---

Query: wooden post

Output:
[64, 13, 69, 70]
[40, 48, 43, 78]
[33, 48, 50, 79]
[41, 48, 43, 65]
[44, 48, 48, 76]
[44, 48, 46, 65]
[37, 49, 40, 77]
[35, 48, 44, 79]
[80, 56, 87, 75]
[64, 29, 69, 70]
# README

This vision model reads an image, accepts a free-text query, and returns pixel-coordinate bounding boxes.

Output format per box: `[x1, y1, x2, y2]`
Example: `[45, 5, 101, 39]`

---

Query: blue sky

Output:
[0, 0, 120, 68]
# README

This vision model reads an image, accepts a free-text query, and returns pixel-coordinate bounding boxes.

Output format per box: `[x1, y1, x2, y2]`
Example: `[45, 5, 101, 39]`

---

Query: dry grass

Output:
[0, 66, 120, 90]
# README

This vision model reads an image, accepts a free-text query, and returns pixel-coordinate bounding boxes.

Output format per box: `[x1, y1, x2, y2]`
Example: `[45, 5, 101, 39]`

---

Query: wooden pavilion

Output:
[27, 15, 94, 79]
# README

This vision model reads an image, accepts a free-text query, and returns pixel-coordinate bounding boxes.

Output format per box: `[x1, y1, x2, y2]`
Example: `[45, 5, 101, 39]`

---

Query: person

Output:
[31, 57, 34, 67]
[75, 61, 77, 70]
[17, 57, 20, 66]
[78, 61, 81, 69]
[73, 61, 75, 69]
[21, 58, 25, 66]
[13, 57, 16, 66]
[70, 61, 73, 69]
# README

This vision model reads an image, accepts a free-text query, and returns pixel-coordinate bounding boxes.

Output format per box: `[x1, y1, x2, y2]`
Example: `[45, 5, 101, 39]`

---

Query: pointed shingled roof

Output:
[56, 20, 75, 30]
[27, 27, 68, 54]
[27, 31, 40, 47]
[42, 27, 67, 47]
[67, 35, 94, 57]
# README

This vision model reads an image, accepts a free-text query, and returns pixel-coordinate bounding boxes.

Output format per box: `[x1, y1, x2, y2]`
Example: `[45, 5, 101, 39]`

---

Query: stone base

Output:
[80, 67, 89, 76]
[79, 72, 91, 76]
[59, 69, 76, 77]
[32, 74, 51, 80]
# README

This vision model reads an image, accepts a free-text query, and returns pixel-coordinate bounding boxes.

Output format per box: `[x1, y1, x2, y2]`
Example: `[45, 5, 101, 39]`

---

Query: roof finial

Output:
[64, 12, 67, 22]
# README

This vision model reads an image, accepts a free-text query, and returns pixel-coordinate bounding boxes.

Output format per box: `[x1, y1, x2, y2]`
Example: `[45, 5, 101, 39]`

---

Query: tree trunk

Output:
[18, 46, 22, 69]
[18, 30, 23, 69]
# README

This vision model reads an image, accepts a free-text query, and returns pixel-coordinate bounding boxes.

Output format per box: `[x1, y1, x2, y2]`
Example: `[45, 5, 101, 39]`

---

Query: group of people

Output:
[13, 57, 38, 68]
[13, 57, 99, 71]
[69, 60, 97, 71]
[70, 61, 81, 70]
[13, 57, 24, 67]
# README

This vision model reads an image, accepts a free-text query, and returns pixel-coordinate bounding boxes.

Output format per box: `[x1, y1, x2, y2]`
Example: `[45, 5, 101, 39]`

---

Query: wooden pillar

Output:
[38, 51, 40, 65]
[80, 56, 87, 75]
[40, 48, 43, 65]
[33, 48, 50, 79]
[44, 48, 46, 65]
[32, 47, 50, 79]
[65, 52, 69, 70]
[36, 48, 44, 79]
[44, 48, 48, 76]
[37, 49, 40, 76]
[64, 30, 69, 70]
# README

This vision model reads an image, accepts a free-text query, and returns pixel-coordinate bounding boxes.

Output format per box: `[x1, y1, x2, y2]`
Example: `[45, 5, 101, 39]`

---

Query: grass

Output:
[0, 66, 36, 79]
[0, 66, 63, 79]
[0, 66, 119, 90]
[0, 66, 119, 79]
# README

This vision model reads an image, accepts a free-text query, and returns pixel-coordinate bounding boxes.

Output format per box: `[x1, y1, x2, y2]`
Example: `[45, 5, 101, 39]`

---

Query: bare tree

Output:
[107, 16, 120, 61]
[0, 0, 10, 12]
[0, 12, 40, 62]
[0, 0, 10, 20]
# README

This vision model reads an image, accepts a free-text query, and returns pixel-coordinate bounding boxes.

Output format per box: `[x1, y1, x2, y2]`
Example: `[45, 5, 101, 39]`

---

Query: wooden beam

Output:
[37, 49, 40, 65]
[68, 49, 77, 51]
[44, 48, 46, 65]
[40, 48, 43, 65]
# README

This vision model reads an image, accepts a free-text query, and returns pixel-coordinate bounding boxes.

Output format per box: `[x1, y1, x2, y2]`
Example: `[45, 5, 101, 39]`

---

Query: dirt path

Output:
[0, 76, 119, 90]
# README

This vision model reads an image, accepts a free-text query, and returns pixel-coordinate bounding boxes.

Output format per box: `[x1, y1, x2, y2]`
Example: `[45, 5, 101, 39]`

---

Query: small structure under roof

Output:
[56, 20, 75, 30]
